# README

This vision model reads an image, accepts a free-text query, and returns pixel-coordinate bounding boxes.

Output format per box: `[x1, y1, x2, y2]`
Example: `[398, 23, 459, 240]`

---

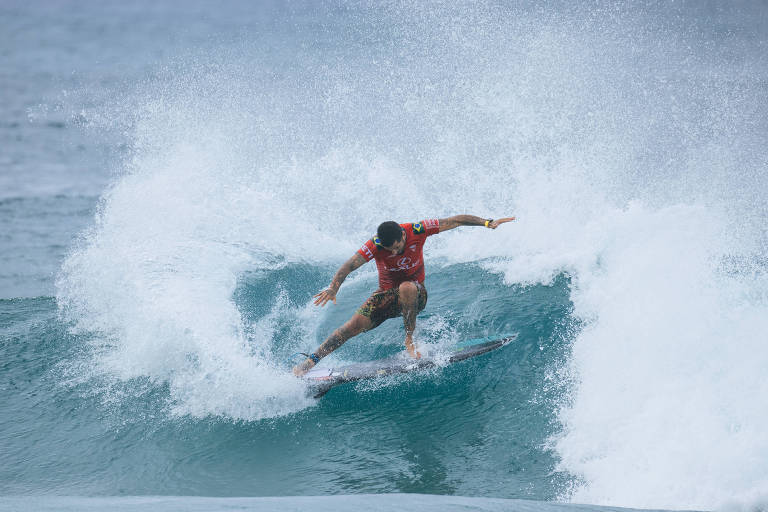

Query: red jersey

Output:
[357, 219, 440, 290]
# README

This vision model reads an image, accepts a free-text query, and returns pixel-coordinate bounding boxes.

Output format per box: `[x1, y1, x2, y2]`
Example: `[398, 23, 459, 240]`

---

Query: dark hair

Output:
[377, 221, 402, 247]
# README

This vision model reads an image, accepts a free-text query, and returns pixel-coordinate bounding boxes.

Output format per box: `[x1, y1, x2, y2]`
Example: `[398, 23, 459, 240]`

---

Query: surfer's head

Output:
[376, 221, 405, 253]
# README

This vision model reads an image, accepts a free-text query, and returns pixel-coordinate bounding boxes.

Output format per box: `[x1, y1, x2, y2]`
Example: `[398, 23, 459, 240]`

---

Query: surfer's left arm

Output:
[437, 215, 515, 232]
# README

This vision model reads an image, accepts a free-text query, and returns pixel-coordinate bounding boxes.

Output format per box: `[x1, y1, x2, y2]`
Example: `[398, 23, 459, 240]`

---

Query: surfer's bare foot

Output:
[292, 359, 315, 377]
[405, 334, 421, 359]
[407, 346, 422, 359]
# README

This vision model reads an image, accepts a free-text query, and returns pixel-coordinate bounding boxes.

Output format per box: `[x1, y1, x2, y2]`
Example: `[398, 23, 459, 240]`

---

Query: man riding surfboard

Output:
[293, 215, 515, 376]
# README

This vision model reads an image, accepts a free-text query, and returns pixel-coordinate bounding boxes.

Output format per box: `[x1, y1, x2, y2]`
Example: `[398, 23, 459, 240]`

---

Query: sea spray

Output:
[51, 1, 768, 507]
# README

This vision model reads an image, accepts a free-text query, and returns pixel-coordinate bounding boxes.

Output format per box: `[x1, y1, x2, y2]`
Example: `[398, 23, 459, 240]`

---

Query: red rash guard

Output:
[357, 219, 440, 290]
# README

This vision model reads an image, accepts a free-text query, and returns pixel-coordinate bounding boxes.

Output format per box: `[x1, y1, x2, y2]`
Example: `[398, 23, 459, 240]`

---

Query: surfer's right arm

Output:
[313, 253, 368, 307]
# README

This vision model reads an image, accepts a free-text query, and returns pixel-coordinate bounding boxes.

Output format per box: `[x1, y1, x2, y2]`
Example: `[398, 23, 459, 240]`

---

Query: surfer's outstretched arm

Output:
[313, 253, 368, 307]
[437, 215, 515, 232]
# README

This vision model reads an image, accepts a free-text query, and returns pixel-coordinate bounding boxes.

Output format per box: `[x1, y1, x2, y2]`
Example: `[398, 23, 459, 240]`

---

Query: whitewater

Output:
[2, 1, 767, 511]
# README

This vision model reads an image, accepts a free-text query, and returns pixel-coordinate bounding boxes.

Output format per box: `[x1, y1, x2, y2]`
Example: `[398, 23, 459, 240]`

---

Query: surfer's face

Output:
[382, 232, 405, 255]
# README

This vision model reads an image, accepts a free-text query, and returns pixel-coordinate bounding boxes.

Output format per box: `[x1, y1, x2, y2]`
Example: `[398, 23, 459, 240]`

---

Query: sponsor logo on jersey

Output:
[385, 257, 421, 272]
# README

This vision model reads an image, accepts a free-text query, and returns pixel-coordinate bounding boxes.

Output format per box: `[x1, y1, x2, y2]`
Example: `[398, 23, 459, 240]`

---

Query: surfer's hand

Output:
[313, 288, 337, 307]
[488, 217, 515, 229]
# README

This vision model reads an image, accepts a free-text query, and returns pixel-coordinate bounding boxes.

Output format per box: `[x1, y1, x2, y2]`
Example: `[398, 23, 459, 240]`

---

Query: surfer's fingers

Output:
[491, 217, 515, 228]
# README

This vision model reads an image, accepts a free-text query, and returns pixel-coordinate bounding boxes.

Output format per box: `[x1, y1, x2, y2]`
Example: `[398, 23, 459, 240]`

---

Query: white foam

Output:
[551, 207, 768, 510]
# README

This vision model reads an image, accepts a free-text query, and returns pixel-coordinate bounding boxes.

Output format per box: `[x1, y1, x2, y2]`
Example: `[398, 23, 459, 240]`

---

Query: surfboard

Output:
[303, 333, 518, 398]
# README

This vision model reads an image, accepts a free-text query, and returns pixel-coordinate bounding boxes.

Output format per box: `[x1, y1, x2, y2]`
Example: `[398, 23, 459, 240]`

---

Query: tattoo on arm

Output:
[330, 253, 367, 291]
[438, 214, 488, 232]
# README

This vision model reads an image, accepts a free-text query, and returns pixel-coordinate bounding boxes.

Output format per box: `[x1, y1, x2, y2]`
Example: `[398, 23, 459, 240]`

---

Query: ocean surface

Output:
[2, 1, 768, 511]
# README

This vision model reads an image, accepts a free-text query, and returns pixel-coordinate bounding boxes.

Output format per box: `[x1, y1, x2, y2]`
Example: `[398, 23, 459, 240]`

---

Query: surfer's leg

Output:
[399, 281, 427, 358]
[398, 281, 427, 334]
[399, 281, 419, 335]
[293, 314, 372, 376]
[295, 287, 412, 375]
[315, 314, 372, 359]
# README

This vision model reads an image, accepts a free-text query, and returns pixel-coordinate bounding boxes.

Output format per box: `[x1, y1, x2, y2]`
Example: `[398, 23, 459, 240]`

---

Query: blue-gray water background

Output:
[2, 1, 768, 511]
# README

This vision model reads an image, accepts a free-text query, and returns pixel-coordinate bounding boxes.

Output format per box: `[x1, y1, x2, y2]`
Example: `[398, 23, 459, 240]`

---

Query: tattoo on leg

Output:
[402, 306, 416, 335]
[317, 328, 348, 358]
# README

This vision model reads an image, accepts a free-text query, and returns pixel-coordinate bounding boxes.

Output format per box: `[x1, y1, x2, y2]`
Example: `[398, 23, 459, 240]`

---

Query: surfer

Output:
[293, 215, 515, 376]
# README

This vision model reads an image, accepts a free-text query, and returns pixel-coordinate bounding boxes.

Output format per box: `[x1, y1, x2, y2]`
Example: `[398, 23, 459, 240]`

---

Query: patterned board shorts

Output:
[355, 281, 428, 329]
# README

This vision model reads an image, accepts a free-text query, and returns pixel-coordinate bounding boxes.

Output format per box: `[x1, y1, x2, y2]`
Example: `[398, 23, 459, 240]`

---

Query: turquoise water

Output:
[2, 1, 768, 511]
[1, 268, 572, 497]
